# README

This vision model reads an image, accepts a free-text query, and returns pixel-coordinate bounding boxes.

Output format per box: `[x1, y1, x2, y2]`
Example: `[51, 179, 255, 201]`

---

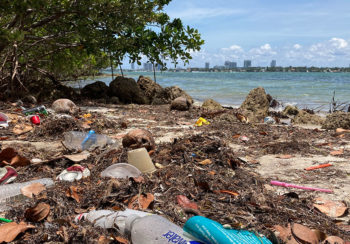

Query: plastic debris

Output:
[62, 131, 114, 151]
[184, 216, 272, 244]
[305, 163, 332, 171]
[270, 180, 333, 193]
[0, 112, 9, 129]
[127, 148, 156, 173]
[195, 117, 210, 127]
[56, 164, 90, 182]
[22, 105, 48, 116]
[101, 163, 142, 179]
[30, 115, 40, 125]
[0, 166, 18, 184]
[264, 116, 276, 124]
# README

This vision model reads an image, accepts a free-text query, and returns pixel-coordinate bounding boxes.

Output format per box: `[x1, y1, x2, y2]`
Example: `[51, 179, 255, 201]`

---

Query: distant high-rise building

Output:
[205, 62, 210, 69]
[131, 63, 135, 70]
[224, 61, 237, 69]
[270, 60, 276, 68]
[143, 63, 152, 71]
[156, 64, 163, 71]
[243, 60, 252, 68]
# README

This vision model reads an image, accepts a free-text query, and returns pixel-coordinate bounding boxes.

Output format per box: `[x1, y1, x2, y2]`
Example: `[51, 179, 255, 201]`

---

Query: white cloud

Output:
[186, 38, 350, 67]
[293, 44, 302, 49]
[221, 45, 243, 52]
[330, 37, 348, 49]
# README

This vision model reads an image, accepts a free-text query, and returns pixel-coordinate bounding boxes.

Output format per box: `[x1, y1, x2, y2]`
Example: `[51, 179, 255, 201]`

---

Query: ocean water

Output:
[70, 71, 350, 110]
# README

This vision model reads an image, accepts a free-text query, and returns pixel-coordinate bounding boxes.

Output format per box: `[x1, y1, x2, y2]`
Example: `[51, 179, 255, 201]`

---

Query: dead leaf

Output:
[313, 198, 347, 218]
[291, 223, 319, 244]
[276, 154, 293, 159]
[336, 128, 350, 133]
[273, 225, 298, 244]
[217, 189, 239, 197]
[176, 195, 198, 210]
[208, 171, 216, 175]
[259, 131, 268, 135]
[0, 222, 35, 243]
[25, 203, 50, 222]
[66, 186, 81, 203]
[98, 235, 111, 244]
[81, 122, 91, 129]
[131, 176, 145, 183]
[13, 124, 33, 135]
[232, 134, 241, 139]
[10, 155, 30, 167]
[338, 134, 345, 138]
[323, 236, 344, 244]
[21, 183, 46, 198]
[128, 193, 154, 210]
[330, 148, 344, 156]
[199, 159, 212, 165]
[63, 151, 91, 162]
[0, 148, 17, 163]
[0, 136, 9, 140]
[115, 236, 129, 244]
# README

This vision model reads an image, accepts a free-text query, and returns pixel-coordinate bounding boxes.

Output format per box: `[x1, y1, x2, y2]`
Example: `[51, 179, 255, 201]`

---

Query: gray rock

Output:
[322, 112, 350, 129]
[170, 96, 191, 111]
[23, 95, 37, 104]
[240, 87, 270, 123]
[202, 99, 222, 110]
[81, 81, 109, 99]
[52, 98, 79, 114]
[109, 76, 146, 104]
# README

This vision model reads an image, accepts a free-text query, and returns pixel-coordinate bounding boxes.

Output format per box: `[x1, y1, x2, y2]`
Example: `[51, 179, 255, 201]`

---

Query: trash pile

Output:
[0, 96, 350, 243]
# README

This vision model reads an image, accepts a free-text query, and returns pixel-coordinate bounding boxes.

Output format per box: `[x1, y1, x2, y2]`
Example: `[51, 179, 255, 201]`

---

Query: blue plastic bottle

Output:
[81, 130, 97, 150]
[183, 216, 272, 244]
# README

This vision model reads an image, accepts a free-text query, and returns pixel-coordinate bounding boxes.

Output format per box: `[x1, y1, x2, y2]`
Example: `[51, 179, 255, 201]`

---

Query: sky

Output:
[162, 0, 350, 68]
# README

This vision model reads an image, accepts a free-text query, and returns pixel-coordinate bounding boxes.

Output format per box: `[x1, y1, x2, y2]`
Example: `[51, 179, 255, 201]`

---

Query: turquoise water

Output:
[71, 71, 350, 110]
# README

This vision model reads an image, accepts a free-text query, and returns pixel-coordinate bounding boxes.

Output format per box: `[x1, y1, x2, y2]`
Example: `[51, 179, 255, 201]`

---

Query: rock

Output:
[108, 96, 120, 104]
[218, 113, 239, 123]
[137, 76, 163, 104]
[266, 94, 279, 108]
[122, 129, 155, 151]
[240, 87, 270, 123]
[292, 110, 325, 125]
[51, 99, 79, 114]
[202, 99, 223, 110]
[322, 112, 350, 130]
[81, 81, 109, 99]
[109, 76, 146, 104]
[31, 80, 78, 102]
[283, 105, 299, 116]
[153, 86, 193, 105]
[23, 95, 37, 104]
[170, 96, 191, 111]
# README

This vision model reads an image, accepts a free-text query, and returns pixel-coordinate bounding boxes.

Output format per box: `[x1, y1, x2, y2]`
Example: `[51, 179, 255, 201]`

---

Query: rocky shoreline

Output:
[0, 78, 350, 243]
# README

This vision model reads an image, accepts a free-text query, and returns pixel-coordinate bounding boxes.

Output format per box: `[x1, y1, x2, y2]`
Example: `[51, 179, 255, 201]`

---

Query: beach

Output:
[1, 92, 350, 242]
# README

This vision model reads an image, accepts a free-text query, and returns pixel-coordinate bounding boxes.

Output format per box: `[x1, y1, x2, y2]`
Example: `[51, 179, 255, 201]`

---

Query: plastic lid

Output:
[125, 214, 141, 235]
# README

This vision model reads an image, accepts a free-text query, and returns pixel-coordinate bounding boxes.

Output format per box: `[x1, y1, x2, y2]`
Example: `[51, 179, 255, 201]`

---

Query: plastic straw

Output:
[270, 180, 333, 193]
[305, 163, 332, 171]
[0, 217, 12, 223]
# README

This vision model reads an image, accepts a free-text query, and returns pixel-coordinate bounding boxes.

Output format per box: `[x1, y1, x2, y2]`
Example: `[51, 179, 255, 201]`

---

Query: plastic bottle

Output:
[125, 214, 201, 244]
[0, 178, 54, 207]
[183, 216, 272, 244]
[75, 209, 151, 235]
[82, 130, 97, 150]
[22, 105, 48, 116]
[63, 131, 114, 151]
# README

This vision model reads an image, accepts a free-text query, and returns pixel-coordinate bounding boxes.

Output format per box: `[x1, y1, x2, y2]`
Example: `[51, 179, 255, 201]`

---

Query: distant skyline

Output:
[160, 0, 350, 68]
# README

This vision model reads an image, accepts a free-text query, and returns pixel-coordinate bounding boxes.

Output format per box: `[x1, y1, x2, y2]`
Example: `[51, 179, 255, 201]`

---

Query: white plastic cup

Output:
[127, 148, 156, 173]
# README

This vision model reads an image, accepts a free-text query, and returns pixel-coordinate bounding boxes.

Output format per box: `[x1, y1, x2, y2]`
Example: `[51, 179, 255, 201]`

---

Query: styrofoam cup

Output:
[127, 148, 156, 173]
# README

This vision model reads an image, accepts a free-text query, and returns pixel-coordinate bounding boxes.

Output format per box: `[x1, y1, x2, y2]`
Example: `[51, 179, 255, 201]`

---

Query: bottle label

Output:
[162, 230, 188, 243]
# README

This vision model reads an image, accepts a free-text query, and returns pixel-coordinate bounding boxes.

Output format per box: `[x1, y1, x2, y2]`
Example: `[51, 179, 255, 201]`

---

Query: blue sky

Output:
[162, 0, 350, 68]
